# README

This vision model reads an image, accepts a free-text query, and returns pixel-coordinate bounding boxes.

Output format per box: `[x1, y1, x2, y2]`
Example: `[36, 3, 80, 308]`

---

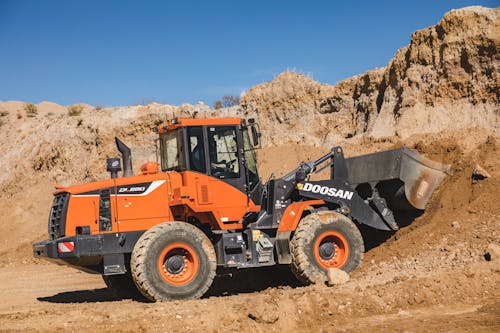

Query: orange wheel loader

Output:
[33, 117, 449, 301]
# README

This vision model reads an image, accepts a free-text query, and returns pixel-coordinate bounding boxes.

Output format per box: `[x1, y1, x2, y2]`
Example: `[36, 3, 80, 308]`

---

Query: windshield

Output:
[243, 129, 259, 190]
[159, 130, 179, 171]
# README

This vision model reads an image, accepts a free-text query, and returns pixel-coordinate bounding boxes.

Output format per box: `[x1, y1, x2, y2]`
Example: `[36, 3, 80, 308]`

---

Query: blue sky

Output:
[0, 0, 497, 107]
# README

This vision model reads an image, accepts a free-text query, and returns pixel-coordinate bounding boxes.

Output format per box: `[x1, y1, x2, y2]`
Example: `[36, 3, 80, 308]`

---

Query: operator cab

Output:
[158, 118, 262, 203]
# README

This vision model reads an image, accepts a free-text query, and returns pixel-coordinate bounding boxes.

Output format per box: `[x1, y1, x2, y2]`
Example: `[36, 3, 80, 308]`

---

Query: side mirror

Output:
[251, 125, 261, 147]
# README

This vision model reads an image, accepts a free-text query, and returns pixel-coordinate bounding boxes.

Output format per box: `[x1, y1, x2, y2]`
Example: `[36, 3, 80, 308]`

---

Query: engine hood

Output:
[54, 173, 169, 196]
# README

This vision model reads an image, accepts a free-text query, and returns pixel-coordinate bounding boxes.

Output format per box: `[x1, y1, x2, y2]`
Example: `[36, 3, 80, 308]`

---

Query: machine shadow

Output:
[204, 265, 302, 297]
[37, 266, 302, 303]
[37, 288, 150, 304]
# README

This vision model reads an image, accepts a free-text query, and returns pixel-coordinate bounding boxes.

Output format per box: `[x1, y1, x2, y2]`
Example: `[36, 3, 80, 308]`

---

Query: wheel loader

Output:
[33, 117, 449, 301]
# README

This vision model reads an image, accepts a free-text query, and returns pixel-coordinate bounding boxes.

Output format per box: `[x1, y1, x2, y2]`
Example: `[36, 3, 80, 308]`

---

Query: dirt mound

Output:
[357, 133, 499, 273]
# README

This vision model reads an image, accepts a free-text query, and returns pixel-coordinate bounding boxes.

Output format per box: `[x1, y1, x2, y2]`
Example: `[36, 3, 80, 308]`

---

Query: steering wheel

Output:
[225, 159, 237, 168]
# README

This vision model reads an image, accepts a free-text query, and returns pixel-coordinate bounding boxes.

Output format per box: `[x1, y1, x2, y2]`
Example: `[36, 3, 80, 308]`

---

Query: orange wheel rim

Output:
[314, 231, 349, 269]
[157, 242, 198, 286]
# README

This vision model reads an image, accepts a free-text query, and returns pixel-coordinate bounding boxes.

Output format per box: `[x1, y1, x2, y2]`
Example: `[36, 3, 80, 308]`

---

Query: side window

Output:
[187, 126, 206, 173]
[159, 130, 179, 171]
[243, 130, 259, 190]
[208, 126, 239, 179]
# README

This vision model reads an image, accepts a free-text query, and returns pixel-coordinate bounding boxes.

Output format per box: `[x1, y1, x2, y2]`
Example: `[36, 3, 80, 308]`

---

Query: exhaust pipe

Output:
[115, 137, 133, 177]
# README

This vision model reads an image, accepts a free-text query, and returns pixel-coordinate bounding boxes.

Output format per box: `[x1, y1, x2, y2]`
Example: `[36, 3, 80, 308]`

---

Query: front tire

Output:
[290, 211, 364, 284]
[130, 222, 216, 301]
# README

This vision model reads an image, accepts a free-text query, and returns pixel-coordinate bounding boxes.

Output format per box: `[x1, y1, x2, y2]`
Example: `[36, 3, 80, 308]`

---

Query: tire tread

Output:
[290, 211, 364, 284]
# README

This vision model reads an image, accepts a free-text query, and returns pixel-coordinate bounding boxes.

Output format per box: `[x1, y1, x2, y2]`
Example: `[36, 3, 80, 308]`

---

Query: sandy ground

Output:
[0, 251, 498, 332]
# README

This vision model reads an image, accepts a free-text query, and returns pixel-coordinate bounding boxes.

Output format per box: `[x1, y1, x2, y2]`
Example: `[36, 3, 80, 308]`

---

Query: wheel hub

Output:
[314, 231, 349, 269]
[165, 254, 185, 274]
[319, 242, 335, 260]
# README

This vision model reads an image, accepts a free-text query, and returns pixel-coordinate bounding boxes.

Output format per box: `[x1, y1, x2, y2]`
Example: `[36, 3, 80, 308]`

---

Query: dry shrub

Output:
[24, 103, 38, 117]
[214, 100, 223, 109]
[68, 105, 83, 116]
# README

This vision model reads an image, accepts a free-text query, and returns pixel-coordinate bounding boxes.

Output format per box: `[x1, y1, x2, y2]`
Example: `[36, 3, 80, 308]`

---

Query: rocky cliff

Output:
[241, 6, 499, 145]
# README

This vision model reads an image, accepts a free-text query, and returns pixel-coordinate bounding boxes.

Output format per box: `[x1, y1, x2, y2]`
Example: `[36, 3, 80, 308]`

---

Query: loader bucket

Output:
[344, 147, 450, 210]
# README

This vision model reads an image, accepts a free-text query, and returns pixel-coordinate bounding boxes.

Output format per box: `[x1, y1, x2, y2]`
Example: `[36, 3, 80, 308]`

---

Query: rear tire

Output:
[290, 211, 364, 284]
[131, 222, 216, 301]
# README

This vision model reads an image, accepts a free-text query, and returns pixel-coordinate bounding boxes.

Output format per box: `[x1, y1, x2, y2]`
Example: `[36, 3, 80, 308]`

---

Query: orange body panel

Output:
[277, 200, 325, 232]
[61, 168, 259, 236]
[114, 174, 172, 232]
[64, 174, 174, 236]
[169, 171, 260, 230]
[65, 196, 101, 234]
[64, 179, 115, 236]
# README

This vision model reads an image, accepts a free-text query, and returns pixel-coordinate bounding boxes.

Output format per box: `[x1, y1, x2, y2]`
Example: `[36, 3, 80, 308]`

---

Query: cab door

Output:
[204, 125, 254, 224]
[184, 125, 254, 226]
[186, 126, 211, 205]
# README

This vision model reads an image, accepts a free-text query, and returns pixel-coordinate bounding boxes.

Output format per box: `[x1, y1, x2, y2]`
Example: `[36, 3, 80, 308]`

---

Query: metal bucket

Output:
[345, 147, 450, 210]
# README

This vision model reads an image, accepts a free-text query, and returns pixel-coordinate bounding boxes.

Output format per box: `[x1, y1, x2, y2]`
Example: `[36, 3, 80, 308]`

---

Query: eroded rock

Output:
[326, 268, 350, 286]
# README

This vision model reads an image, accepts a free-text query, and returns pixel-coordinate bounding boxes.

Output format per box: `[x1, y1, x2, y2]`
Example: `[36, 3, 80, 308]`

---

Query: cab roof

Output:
[158, 117, 242, 133]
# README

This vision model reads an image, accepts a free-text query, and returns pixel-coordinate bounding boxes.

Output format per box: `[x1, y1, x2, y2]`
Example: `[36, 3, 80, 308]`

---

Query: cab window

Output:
[243, 130, 259, 190]
[159, 129, 179, 171]
[208, 126, 239, 179]
[187, 126, 206, 173]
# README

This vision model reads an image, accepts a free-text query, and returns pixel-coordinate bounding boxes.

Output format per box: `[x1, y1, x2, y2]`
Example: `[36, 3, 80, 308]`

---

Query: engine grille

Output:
[48, 193, 70, 240]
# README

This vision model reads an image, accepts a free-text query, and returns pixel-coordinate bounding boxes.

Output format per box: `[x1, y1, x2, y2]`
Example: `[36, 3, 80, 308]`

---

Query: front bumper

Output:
[33, 232, 144, 274]
[33, 235, 104, 273]
[33, 236, 91, 259]
[33, 232, 144, 259]
[33, 238, 61, 259]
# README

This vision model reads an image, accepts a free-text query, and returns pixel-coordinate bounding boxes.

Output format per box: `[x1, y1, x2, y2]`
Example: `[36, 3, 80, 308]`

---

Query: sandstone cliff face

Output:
[237, 71, 338, 145]
[241, 6, 499, 145]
